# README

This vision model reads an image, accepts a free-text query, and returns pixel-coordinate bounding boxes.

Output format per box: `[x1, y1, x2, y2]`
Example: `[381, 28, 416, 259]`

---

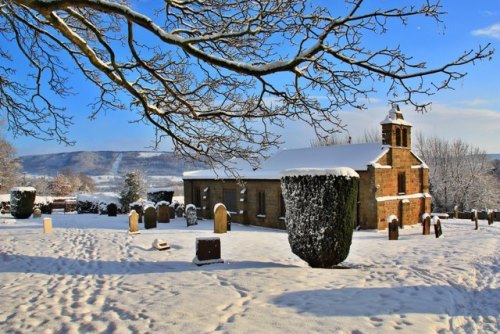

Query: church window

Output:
[403, 128, 408, 147]
[398, 172, 406, 194]
[396, 128, 402, 146]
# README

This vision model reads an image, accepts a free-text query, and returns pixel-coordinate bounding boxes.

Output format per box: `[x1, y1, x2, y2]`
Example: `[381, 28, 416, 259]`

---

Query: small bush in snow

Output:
[10, 187, 36, 219]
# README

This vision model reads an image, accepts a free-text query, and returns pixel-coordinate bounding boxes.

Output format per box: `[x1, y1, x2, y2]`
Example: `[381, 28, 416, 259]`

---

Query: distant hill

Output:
[488, 153, 500, 161]
[20, 151, 206, 177]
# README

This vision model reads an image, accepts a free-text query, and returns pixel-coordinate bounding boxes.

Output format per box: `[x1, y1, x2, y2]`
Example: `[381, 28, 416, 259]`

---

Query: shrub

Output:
[10, 187, 36, 219]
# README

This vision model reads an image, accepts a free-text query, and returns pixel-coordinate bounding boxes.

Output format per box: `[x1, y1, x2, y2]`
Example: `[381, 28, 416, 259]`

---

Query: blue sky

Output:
[3, 0, 500, 156]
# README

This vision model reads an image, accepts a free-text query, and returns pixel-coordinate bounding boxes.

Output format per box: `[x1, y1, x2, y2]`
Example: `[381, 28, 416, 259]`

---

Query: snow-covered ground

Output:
[0, 214, 498, 333]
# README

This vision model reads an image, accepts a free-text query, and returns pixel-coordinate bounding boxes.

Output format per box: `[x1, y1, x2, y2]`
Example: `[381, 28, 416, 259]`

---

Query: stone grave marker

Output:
[487, 210, 494, 225]
[107, 203, 118, 217]
[214, 203, 228, 234]
[153, 238, 170, 250]
[128, 210, 140, 235]
[43, 217, 52, 234]
[472, 209, 478, 230]
[193, 237, 224, 266]
[387, 215, 399, 240]
[157, 201, 170, 223]
[32, 208, 42, 218]
[169, 205, 176, 219]
[176, 205, 185, 218]
[185, 204, 197, 227]
[432, 216, 443, 238]
[422, 213, 431, 235]
[130, 203, 143, 223]
[144, 206, 157, 229]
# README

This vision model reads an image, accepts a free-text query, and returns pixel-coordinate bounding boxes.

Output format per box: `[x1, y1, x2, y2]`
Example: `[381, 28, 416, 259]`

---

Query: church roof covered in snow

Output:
[183, 143, 390, 180]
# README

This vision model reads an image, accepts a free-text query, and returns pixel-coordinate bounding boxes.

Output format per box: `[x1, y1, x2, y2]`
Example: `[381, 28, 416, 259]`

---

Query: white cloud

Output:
[472, 23, 500, 39]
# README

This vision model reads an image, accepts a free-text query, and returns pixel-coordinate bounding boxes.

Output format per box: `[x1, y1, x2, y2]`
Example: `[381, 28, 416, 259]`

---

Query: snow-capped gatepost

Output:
[386, 215, 399, 240]
[157, 201, 170, 223]
[128, 210, 140, 235]
[432, 216, 443, 238]
[280, 168, 359, 268]
[214, 203, 228, 234]
[10, 187, 36, 219]
[422, 213, 431, 235]
[185, 204, 198, 227]
[144, 205, 157, 229]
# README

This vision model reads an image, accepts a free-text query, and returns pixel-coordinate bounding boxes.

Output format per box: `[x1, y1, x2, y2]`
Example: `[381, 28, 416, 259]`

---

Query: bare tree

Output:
[415, 133, 496, 212]
[0, 1, 493, 170]
[0, 136, 20, 190]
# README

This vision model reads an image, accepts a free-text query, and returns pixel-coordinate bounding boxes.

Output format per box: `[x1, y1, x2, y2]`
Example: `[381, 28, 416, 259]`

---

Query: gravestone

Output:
[186, 204, 197, 227]
[433, 216, 443, 238]
[422, 213, 431, 235]
[144, 206, 157, 229]
[107, 203, 118, 217]
[130, 203, 143, 223]
[214, 203, 228, 234]
[388, 217, 399, 240]
[169, 205, 176, 219]
[157, 202, 170, 223]
[128, 210, 140, 235]
[193, 237, 224, 266]
[487, 210, 494, 225]
[472, 209, 478, 230]
[32, 208, 42, 218]
[43, 217, 52, 234]
[454, 205, 459, 220]
[227, 212, 231, 231]
[176, 205, 185, 218]
[153, 238, 170, 250]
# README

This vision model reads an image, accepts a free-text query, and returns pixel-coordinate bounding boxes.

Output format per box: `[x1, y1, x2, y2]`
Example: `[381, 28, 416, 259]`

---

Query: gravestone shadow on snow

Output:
[0, 253, 297, 275]
[271, 284, 500, 317]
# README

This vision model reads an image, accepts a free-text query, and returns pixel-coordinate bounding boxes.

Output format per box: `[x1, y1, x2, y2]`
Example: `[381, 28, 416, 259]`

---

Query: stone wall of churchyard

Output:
[183, 179, 286, 229]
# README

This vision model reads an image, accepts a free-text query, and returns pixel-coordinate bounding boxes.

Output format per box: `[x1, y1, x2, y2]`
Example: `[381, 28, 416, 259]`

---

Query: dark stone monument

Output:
[144, 206, 157, 229]
[193, 237, 223, 265]
[433, 216, 443, 238]
[130, 203, 143, 223]
[388, 216, 399, 240]
[422, 213, 431, 235]
[107, 203, 118, 217]
[169, 205, 176, 219]
[157, 202, 170, 223]
[176, 205, 185, 218]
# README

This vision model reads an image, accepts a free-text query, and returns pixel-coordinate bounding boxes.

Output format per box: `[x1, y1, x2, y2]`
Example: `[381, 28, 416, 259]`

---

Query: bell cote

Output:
[380, 104, 412, 148]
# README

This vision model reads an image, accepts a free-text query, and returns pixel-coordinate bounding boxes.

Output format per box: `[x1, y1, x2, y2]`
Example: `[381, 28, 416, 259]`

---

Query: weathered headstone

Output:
[128, 210, 140, 235]
[176, 205, 185, 218]
[433, 216, 443, 238]
[214, 203, 228, 234]
[454, 205, 459, 220]
[157, 201, 170, 223]
[43, 217, 52, 234]
[107, 203, 118, 217]
[32, 208, 42, 218]
[144, 206, 157, 229]
[422, 213, 431, 235]
[186, 204, 197, 227]
[387, 215, 399, 240]
[487, 210, 494, 225]
[193, 237, 224, 266]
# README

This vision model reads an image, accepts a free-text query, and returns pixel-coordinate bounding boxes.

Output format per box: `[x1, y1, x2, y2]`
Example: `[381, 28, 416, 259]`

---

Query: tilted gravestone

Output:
[432, 216, 443, 238]
[128, 210, 140, 234]
[185, 204, 198, 227]
[107, 203, 118, 217]
[422, 213, 431, 235]
[157, 202, 170, 223]
[281, 168, 359, 268]
[387, 215, 399, 240]
[193, 237, 223, 266]
[43, 217, 52, 234]
[214, 203, 228, 234]
[144, 206, 157, 229]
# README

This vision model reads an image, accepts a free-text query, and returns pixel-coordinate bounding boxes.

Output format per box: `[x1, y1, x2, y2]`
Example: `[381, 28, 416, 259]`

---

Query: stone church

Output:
[183, 105, 431, 230]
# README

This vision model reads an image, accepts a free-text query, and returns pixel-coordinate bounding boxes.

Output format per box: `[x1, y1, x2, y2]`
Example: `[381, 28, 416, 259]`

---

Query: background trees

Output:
[0, 136, 20, 191]
[414, 134, 497, 212]
[0, 1, 493, 169]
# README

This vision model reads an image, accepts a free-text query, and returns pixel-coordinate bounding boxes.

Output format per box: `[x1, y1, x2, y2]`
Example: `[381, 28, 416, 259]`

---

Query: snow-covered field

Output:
[0, 214, 498, 333]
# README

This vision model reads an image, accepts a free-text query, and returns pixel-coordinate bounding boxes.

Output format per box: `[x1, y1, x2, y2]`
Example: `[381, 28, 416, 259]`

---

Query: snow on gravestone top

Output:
[280, 167, 359, 178]
[185, 204, 196, 211]
[386, 214, 398, 223]
[156, 200, 170, 208]
[431, 216, 441, 224]
[10, 187, 36, 192]
[421, 213, 431, 221]
[213, 203, 227, 214]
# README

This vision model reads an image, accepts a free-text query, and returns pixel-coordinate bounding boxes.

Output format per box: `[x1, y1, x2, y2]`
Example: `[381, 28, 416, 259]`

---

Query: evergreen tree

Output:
[119, 171, 145, 212]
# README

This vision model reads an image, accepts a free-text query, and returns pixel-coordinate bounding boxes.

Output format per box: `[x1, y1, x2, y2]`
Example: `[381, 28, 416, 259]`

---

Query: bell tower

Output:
[381, 104, 412, 148]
